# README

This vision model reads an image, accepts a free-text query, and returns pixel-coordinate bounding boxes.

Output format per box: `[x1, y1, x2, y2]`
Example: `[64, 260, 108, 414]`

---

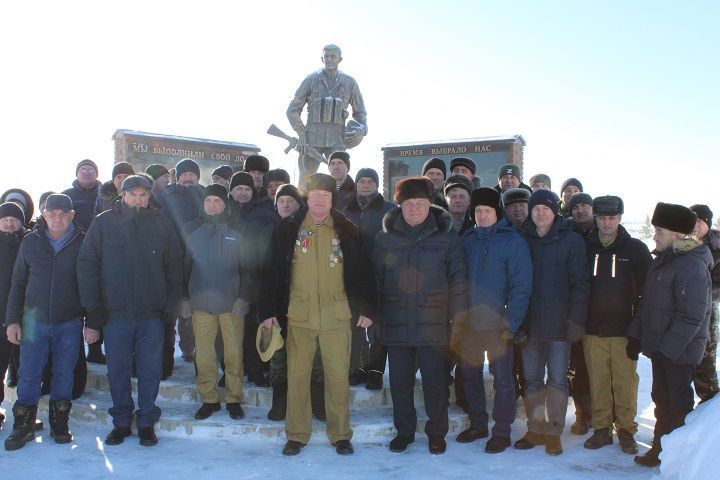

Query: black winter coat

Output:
[62, 180, 100, 231]
[373, 206, 468, 346]
[5, 223, 85, 326]
[342, 193, 396, 257]
[628, 239, 712, 365]
[77, 200, 182, 328]
[335, 176, 356, 212]
[0, 228, 28, 326]
[522, 217, 590, 340]
[258, 206, 376, 331]
[585, 225, 652, 337]
[92, 180, 118, 218]
[155, 183, 204, 247]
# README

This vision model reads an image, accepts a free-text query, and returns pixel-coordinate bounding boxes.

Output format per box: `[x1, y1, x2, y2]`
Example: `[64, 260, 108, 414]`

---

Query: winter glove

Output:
[625, 337, 640, 361]
[511, 329, 530, 347]
[232, 298, 250, 317]
[85, 305, 108, 331]
[178, 298, 192, 318]
[565, 318, 585, 342]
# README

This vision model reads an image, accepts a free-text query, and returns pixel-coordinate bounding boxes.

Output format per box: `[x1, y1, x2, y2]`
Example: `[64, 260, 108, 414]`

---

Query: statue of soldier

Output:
[287, 44, 368, 186]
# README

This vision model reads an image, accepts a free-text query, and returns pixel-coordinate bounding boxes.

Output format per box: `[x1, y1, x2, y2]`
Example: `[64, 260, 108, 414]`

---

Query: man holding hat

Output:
[502, 188, 531, 230]
[327, 151, 355, 211]
[458, 187, 532, 453]
[183, 184, 252, 421]
[62, 160, 101, 231]
[689, 204, 720, 403]
[373, 177, 467, 455]
[78, 175, 182, 447]
[494, 164, 533, 194]
[515, 189, 589, 456]
[628, 202, 712, 467]
[156, 158, 205, 367]
[259, 173, 375, 456]
[4, 194, 85, 450]
[581, 196, 651, 453]
[342, 167, 395, 390]
[422, 157, 449, 210]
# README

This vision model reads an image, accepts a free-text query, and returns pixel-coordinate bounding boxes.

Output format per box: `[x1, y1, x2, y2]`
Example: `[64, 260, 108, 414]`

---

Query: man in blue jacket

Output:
[515, 189, 589, 456]
[458, 188, 532, 453]
[4, 194, 85, 450]
[78, 175, 182, 447]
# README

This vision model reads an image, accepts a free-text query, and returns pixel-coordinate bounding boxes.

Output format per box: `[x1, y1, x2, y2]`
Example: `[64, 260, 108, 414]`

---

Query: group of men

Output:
[0, 153, 717, 470]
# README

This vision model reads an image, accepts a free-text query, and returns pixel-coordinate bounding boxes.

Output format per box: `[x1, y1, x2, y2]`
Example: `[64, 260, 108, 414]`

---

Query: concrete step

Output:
[85, 363, 494, 408]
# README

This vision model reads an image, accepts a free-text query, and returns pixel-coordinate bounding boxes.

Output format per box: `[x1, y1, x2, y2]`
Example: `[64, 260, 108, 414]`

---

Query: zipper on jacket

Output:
[482, 246, 489, 271]
[593, 254, 599, 277]
[47, 230, 81, 325]
[612, 254, 616, 278]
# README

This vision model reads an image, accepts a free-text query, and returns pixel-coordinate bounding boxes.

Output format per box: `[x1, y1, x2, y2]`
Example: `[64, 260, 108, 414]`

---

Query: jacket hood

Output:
[672, 237, 704, 254]
[1, 188, 35, 223]
[382, 204, 452, 234]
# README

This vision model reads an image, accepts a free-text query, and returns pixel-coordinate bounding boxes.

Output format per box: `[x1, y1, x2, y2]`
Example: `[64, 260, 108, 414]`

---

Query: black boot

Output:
[310, 381, 326, 422]
[267, 383, 287, 421]
[348, 368, 367, 386]
[138, 426, 158, 446]
[365, 370, 384, 390]
[634, 437, 662, 467]
[4, 404, 37, 451]
[49, 400, 73, 444]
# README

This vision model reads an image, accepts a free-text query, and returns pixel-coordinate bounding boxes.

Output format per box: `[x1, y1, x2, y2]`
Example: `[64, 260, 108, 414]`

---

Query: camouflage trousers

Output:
[269, 342, 324, 385]
[694, 305, 719, 402]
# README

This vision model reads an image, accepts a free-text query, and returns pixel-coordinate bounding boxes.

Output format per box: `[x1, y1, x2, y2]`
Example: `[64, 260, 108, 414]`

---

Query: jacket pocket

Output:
[333, 291, 352, 321]
[287, 290, 309, 323]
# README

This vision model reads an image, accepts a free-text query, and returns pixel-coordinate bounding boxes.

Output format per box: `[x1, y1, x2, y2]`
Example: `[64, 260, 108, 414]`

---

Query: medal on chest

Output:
[296, 228, 313, 254]
[329, 238, 343, 268]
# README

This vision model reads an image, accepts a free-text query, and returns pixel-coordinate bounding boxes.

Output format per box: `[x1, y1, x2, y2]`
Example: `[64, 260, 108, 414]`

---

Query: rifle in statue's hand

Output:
[267, 124, 327, 165]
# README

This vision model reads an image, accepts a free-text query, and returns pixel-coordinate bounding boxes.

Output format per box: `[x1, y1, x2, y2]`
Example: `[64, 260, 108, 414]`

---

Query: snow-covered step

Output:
[85, 362, 496, 408]
[10, 387, 486, 440]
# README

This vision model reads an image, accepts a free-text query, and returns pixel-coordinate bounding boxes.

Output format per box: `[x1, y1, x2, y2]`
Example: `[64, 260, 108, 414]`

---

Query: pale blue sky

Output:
[1, 0, 717, 220]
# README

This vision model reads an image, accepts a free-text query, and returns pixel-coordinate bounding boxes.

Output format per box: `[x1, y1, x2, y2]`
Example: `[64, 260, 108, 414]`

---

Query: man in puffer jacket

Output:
[373, 177, 467, 455]
[515, 189, 589, 456]
[458, 188, 532, 454]
[629, 203, 712, 467]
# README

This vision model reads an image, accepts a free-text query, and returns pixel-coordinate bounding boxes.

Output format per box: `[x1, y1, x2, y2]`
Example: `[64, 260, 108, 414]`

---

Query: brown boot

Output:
[514, 431, 546, 450]
[545, 435, 563, 456]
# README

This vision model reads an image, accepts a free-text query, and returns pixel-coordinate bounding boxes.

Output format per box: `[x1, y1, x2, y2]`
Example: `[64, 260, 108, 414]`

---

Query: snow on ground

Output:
[1, 355, 670, 480]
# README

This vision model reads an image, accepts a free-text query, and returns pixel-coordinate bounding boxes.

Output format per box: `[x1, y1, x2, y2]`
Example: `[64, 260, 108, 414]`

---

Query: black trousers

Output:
[388, 345, 449, 438]
[569, 339, 591, 418]
[0, 336, 10, 402]
[651, 356, 695, 440]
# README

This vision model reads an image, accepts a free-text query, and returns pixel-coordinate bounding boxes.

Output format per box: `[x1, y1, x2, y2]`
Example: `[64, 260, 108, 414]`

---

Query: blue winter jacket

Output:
[522, 217, 590, 340]
[462, 217, 532, 333]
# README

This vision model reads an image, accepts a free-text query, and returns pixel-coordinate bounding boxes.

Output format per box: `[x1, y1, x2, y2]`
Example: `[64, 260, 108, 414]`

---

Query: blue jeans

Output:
[16, 318, 83, 406]
[521, 339, 571, 436]
[104, 318, 163, 428]
[461, 329, 515, 437]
